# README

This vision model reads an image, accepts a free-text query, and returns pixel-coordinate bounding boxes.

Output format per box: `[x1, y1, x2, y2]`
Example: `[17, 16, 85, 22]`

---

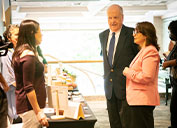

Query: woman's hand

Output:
[123, 67, 129, 76]
[36, 111, 49, 127]
[27, 90, 49, 127]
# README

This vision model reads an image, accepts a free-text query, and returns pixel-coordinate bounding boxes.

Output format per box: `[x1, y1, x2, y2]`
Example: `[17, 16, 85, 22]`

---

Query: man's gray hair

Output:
[107, 4, 123, 15]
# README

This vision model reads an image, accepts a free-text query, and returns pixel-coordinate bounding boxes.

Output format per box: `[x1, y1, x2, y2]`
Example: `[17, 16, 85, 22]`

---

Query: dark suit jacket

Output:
[99, 25, 139, 100]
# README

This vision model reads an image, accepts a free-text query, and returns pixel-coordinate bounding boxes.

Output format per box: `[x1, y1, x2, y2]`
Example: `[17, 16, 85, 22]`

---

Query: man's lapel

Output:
[103, 30, 110, 67]
[113, 25, 126, 67]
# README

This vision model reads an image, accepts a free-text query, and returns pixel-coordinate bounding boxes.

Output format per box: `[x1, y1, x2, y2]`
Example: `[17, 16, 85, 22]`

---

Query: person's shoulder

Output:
[99, 29, 109, 36]
[122, 25, 134, 32]
[121, 25, 134, 37]
[20, 50, 34, 58]
[143, 45, 159, 56]
[146, 45, 158, 51]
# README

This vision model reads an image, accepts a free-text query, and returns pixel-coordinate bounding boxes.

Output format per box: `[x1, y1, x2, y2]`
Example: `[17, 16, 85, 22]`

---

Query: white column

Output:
[0, 0, 5, 35]
[154, 16, 163, 57]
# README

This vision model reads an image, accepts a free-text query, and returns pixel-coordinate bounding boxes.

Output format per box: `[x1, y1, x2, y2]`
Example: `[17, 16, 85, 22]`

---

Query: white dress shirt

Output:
[106, 29, 121, 64]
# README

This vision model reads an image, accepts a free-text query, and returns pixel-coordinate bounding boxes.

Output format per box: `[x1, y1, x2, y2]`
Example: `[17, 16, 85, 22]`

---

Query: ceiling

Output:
[10, 0, 177, 30]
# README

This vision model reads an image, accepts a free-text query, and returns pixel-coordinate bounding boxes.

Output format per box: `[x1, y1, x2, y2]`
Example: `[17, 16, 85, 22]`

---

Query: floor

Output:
[11, 96, 171, 128]
[87, 97, 171, 128]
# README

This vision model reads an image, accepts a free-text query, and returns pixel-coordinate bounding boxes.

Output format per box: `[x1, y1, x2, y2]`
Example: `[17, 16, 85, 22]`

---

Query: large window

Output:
[41, 30, 104, 96]
[41, 30, 102, 60]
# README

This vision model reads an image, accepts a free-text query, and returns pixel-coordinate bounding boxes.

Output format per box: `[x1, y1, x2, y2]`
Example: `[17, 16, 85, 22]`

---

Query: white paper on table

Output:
[51, 85, 68, 110]
[64, 101, 85, 120]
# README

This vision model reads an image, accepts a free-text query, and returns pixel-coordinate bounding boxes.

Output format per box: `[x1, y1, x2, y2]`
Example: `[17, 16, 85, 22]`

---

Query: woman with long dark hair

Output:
[12, 19, 49, 128]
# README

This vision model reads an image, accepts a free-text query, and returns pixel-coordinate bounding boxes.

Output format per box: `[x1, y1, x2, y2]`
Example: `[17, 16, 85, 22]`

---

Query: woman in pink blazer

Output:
[123, 21, 160, 128]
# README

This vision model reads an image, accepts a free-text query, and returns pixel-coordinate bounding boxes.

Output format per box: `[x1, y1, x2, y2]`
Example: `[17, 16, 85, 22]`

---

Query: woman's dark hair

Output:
[135, 21, 160, 51]
[168, 20, 177, 41]
[12, 19, 39, 64]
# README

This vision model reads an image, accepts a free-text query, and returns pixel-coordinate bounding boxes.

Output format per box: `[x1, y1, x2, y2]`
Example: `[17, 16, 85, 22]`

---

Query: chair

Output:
[165, 78, 171, 105]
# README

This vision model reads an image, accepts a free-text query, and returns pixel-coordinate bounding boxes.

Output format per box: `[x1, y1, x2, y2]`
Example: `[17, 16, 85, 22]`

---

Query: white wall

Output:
[0, 0, 10, 36]
[162, 16, 177, 55]
[0, 0, 4, 35]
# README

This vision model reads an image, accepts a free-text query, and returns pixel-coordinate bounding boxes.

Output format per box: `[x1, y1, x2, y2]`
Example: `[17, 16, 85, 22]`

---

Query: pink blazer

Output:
[124, 45, 160, 106]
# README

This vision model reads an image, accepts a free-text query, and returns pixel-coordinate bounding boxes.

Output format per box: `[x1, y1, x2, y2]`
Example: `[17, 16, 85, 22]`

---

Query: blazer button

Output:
[110, 79, 112, 82]
[111, 69, 114, 72]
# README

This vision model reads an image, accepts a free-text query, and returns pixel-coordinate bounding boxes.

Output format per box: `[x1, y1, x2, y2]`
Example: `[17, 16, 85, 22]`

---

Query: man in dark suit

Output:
[99, 4, 139, 128]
